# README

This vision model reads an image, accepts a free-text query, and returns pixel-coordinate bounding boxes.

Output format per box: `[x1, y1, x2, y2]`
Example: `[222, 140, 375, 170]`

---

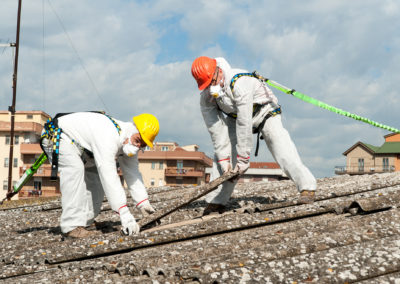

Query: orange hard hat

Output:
[191, 56, 217, 90]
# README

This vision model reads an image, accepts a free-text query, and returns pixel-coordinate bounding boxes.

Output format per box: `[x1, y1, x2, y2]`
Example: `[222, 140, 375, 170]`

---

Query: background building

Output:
[237, 162, 288, 183]
[138, 142, 213, 187]
[0, 110, 56, 200]
[335, 133, 400, 175]
[1, 110, 285, 199]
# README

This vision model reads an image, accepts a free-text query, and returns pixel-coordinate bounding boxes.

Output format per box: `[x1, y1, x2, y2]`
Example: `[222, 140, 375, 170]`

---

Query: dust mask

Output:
[210, 84, 224, 98]
[123, 140, 139, 157]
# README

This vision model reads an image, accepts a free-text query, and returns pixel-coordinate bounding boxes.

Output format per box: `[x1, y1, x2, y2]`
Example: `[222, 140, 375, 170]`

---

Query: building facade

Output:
[237, 162, 288, 183]
[0, 110, 58, 200]
[138, 142, 213, 187]
[335, 133, 400, 175]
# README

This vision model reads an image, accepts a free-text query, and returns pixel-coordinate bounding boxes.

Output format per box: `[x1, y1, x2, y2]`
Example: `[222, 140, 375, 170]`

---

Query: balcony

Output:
[20, 164, 54, 177]
[20, 143, 43, 154]
[165, 167, 205, 177]
[335, 165, 395, 175]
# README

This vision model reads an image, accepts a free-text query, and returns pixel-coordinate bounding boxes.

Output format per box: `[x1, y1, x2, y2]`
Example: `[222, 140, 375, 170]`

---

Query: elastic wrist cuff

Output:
[136, 198, 148, 208]
[237, 155, 250, 160]
[117, 204, 127, 214]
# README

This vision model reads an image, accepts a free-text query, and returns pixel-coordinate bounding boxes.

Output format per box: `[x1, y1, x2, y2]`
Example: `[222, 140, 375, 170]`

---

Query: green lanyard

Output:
[248, 71, 400, 133]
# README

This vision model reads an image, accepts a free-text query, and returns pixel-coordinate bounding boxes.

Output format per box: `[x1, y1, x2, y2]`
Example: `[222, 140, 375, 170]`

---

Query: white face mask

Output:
[123, 142, 139, 157]
[210, 84, 224, 98]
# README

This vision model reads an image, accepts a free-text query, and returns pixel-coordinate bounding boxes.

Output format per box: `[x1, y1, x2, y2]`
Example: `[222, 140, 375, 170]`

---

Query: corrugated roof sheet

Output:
[1, 172, 400, 282]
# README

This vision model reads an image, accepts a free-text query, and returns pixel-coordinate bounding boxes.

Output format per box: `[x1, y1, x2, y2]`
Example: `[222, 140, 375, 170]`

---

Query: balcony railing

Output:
[335, 165, 395, 175]
[20, 164, 53, 177]
[165, 167, 205, 177]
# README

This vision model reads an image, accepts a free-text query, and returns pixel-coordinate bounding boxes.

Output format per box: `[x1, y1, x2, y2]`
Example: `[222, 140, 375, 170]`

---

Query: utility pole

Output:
[7, 0, 22, 199]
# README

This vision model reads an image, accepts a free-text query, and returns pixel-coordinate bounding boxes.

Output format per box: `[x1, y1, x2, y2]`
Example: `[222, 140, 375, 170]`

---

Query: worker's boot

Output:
[298, 190, 316, 204]
[86, 221, 99, 231]
[65, 226, 97, 238]
[202, 203, 227, 216]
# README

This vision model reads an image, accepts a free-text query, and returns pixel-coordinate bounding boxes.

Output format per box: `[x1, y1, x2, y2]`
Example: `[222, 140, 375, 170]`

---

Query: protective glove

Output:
[234, 156, 250, 175]
[137, 199, 156, 217]
[218, 158, 232, 174]
[119, 206, 140, 236]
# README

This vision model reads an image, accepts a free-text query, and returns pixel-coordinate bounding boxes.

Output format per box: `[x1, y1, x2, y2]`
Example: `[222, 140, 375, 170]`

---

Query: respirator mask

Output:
[210, 83, 225, 98]
[123, 140, 139, 157]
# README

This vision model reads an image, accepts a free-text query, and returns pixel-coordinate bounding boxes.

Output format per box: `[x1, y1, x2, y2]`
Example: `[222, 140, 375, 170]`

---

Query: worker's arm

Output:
[232, 79, 255, 173]
[118, 154, 154, 215]
[200, 91, 232, 167]
[93, 142, 140, 235]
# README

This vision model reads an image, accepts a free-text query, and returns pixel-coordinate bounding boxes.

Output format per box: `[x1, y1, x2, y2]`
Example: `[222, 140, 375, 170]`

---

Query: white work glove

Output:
[234, 156, 250, 175]
[119, 206, 140, 236]
[218, 158, 232, 174]
[136, 199, 156, 217]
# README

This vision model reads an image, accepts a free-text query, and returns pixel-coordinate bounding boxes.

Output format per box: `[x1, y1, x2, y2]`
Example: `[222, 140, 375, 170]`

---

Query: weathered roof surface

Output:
[1, 172, 400, 283]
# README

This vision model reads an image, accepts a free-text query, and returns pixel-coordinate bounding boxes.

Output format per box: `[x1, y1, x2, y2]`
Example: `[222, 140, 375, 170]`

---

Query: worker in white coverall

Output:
[42, 112, 159, 238]
[191, 56, 317, 215]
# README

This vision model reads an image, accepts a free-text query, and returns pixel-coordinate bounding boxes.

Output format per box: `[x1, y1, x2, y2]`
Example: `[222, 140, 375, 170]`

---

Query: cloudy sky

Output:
[1, 0, 399, 178]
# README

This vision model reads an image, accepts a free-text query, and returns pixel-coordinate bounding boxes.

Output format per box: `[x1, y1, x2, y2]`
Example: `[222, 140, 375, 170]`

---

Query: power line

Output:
[47, 0, 110, 113]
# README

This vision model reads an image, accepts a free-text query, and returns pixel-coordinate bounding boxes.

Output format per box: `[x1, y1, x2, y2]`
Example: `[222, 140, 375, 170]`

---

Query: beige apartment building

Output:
[335, 133, 400, 175]
[137, 142, 213, 187]
[0, 110, 58, 200]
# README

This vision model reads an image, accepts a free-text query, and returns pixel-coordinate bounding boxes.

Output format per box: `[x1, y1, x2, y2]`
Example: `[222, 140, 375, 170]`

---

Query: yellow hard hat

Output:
[133, 113, 159, 148]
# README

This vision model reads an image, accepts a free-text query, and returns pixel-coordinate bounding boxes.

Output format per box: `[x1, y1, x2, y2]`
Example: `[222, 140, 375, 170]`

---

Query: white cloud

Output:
[0, 0, 399, 178]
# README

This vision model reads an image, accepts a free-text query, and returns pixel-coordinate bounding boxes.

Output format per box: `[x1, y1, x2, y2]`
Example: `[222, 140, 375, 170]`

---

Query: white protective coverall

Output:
[201, 58, 316, 205]
[53, 112, 148, 233]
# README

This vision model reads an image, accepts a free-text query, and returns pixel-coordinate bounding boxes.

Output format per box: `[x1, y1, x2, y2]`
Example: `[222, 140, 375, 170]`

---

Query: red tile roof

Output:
[138, 149, 213, 167]
[249, 162, 280, 169]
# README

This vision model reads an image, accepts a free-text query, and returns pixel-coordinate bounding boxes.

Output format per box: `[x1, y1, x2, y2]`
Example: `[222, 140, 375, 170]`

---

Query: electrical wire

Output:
[47, 0, 110, 113]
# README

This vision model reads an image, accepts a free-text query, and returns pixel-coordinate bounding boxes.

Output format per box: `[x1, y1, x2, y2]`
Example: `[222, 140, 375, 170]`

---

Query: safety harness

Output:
[216, 72, 282, 156]
[40, 111, 121, 181]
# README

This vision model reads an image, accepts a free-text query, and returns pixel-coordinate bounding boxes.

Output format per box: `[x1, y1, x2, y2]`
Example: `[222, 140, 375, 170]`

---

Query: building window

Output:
[26, 114, 33, 119]
[4, 158, 9, 167]
[13, 158, 18, 168]
[161, 146, 169, 151]
[4, 135, 19, 145]
[151, 162, 156, 170]
[159, 162, 163, 170]
[358, 158, 364, 172]
[158, 179, 163, 186]
[145, 146, 150, 151]
[150, 178, 155, 186]
[3, 180, 7, 191]
[34, 181, 42, 195]
[177, 160, 183, 169]
[383, 158, 389, 172]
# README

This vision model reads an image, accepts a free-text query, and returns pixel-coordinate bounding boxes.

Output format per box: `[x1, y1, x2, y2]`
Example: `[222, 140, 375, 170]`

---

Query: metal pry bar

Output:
[138, 171, 239, 228]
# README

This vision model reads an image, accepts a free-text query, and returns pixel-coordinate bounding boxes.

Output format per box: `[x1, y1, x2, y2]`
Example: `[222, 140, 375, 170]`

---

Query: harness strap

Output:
[229, 72, 283, 156]
[254, 107, 281, 156]
[40, 111, 121, 181]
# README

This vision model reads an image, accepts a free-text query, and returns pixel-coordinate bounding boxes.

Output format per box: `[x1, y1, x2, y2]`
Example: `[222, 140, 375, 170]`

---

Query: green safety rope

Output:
[251, 72, 400, 133]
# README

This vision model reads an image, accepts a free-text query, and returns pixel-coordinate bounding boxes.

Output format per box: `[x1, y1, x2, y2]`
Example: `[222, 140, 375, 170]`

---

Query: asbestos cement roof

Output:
[1, 172, 400, 283]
